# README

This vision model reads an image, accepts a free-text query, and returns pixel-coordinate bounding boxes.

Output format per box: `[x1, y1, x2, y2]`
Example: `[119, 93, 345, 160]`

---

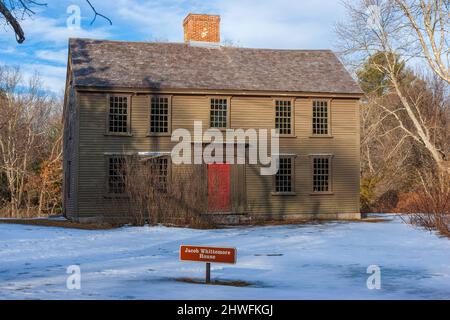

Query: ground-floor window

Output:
[274, 156, 294, 193]
[148, 157, 169, 192]
[312, 155, 332, 193]
[107, 156, 126, 194]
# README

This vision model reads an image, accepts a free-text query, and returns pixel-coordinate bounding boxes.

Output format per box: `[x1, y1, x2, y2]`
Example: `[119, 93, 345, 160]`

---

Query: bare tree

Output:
[337, 0, 450, 235]
[0, 0, 111, 43]
[336, 0, 449, 174]
[0, 66, 61, 216]
[37, 115, 62, 215]
[395, 0, 450, 85]
[359, 67, 449, 211]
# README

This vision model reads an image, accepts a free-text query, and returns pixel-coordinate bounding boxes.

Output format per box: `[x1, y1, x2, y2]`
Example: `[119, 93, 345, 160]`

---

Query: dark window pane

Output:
[313, 101, 328, 135]
[108, 157, 126, 194]
[210, 98, 227, 128]
[313, 157, 330, 192]
[275, 157, 293, 193]
[150, 97, 169, 133]
[109, 96, 128, 133]
[275, 100, 292, 135]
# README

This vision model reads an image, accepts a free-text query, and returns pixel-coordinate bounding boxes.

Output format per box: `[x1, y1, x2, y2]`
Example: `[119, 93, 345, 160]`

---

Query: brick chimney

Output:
[183, 14, 220, 43]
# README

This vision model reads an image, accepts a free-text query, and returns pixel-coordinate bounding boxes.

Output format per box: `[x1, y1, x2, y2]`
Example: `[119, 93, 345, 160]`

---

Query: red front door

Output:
[208, 164, 231, 212]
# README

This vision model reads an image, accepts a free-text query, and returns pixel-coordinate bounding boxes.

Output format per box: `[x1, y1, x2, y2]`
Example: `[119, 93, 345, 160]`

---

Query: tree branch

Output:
[0, 0, 111, 43]
[86, 0, 112, 26]
[0, 1, 25, 43]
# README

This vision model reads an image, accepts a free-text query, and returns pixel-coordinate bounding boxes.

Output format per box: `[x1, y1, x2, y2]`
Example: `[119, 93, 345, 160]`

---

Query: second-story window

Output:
[150, 96, 170, 134]
[275, 100, 293, 135]
[312, 100, 329, 135]
[210, 98, 228, 128]
[312, 100, 330, 135]
[108, 95, 129, 134]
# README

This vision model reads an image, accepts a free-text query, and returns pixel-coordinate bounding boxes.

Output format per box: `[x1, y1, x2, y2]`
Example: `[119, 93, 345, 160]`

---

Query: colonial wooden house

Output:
[63, 13, 363, 223]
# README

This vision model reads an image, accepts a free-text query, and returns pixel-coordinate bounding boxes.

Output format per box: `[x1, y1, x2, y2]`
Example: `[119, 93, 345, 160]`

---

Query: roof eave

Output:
[73, 85, 364, 99]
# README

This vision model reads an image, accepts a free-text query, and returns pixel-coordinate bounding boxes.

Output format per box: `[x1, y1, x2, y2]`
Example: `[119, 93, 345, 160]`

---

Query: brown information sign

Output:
[179, 245, 237, 264]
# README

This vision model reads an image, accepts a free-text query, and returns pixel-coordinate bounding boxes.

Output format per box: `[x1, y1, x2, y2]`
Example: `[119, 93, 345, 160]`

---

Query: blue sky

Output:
[0, 0, 347, 94]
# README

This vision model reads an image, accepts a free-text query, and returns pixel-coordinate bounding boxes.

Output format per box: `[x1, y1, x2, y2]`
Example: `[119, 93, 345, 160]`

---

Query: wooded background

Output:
[0, 67, 62, 217]
[0, 0, 448, 233]
[337, 0, 449, 235]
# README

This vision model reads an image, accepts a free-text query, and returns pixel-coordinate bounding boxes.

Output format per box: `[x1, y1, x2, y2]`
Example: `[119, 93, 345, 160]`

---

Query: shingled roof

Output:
[69, 38, 362, 95]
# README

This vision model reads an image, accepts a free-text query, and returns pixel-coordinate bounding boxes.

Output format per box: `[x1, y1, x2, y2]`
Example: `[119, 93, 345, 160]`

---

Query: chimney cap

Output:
[183, 13, 221, 43]
[183, 13, 221, 26]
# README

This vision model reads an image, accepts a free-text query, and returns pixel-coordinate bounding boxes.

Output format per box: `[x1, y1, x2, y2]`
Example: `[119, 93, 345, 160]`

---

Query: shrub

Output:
[401, 171, 450, 237]
[120, 156, 213, 228]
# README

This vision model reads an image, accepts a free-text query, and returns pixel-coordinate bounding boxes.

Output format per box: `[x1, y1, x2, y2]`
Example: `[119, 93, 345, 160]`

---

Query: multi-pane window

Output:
[150, 96, 170, 134]
[108, 157, 126, 194]
[275, 100, 292, 135]
[312, 100, 329, 135]
[108, 96, 129, 133]
[148, 157, 169, 192]
[157, 158, 169, 192]
[210, 98, 228, 128]
[313, 157, 331, 192]
[275, 157, 294, 193]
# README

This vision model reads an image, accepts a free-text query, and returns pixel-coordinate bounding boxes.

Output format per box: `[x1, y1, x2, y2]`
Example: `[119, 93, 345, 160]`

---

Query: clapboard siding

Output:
[172, 95, 210, 131]
[231, 97, 274, 130]
[69, 91, 360, 220]
[62, 73, 79, 218]
[245, 98, 359, 215]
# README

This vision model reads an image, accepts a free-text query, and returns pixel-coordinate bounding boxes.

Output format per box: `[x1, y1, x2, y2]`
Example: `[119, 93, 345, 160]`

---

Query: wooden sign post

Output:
[180, 245, 237, 284]
[206, 263, 211, 283]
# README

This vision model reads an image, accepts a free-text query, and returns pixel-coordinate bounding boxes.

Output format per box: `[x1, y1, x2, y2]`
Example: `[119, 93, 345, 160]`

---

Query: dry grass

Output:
[344, 218, 391, 223]
[237, 216, 390, 227]
[0, 219, 121, 230]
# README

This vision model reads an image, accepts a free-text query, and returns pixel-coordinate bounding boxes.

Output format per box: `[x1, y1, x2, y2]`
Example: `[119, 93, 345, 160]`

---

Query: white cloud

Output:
[20, 15, 111, 45]
[115, 0, 186, 41]
[35, 49, 68, 64]
[0, 59, 66, 94]
[21, 63, 67, 94]
[214, 0, 346, 49]
[0, 47, 17, 54]
[0, 2, 113, 94]
[113, 0, 346, 49]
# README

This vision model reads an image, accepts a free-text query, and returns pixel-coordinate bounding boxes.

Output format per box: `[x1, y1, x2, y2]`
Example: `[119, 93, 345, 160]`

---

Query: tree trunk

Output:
[0, 1, 25, 43]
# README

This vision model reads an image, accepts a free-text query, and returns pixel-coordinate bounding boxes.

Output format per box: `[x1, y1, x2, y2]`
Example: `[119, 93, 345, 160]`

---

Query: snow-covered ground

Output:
[1, 215, 450, 300]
